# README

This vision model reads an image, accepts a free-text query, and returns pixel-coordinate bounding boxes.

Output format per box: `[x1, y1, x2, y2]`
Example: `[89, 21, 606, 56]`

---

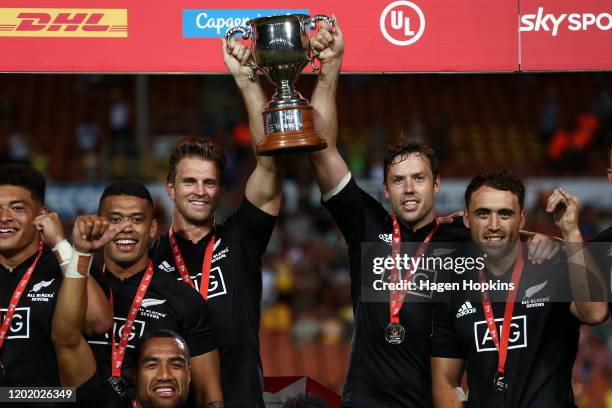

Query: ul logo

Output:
[380, 1, 425, 46]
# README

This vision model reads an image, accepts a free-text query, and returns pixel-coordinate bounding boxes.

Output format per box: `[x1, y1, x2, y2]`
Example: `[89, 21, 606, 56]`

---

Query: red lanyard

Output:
[389, 215, 439, 324]
[131, 401, 138, 408]
[479, 246, 524, 378]
[109, 260, 154, 378]
[168, 227, 215, 300]
[0, 242, 44, 348]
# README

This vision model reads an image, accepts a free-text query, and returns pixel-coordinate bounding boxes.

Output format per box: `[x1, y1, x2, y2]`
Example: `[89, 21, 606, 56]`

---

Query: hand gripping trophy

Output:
[226, 14, 334, 156]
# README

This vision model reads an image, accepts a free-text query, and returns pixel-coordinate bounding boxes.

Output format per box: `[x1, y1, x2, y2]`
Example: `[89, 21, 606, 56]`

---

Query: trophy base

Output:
[257, 105, 327, 156]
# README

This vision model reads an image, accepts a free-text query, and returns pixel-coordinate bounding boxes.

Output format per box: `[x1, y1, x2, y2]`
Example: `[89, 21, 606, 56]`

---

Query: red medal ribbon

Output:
[109, 260, 154, 378]
[479, 245, 525, 378]
[389, 216, 439, 324]
[168, 227, 215, 300]
[131, 401, 138, 408]
[0, 242, 44, 348]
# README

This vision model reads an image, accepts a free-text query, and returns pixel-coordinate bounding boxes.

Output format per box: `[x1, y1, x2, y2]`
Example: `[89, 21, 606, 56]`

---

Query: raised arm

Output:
[223, 38, 282, 216]
[50, 215, 120, 386]
[546, 188, 608, 324]
[308, 19, 350, 196]
[34, 212, 112, 336]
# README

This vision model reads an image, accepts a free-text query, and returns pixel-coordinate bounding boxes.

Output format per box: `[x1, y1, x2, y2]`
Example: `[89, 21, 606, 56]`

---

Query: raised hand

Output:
[72, 215, 130, 253]
[33, 212, 65, 248]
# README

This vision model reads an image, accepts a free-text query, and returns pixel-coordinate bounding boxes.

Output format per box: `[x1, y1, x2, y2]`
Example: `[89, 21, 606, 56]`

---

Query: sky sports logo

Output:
[182, 9, 309, 38]
[0, 8, 127, 37]
[520, 7, 612, 37]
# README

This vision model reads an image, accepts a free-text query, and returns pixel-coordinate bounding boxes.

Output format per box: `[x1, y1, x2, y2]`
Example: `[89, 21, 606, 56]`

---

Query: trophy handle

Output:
[225, 25, 258, 81]
[305, 15, 335, 72]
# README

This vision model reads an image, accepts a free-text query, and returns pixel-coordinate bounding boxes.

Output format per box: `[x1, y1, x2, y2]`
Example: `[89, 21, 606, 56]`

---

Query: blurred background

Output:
[1, 72, 611, 407]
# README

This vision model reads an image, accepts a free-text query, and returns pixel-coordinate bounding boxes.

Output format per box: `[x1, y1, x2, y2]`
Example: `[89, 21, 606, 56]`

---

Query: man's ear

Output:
[150, 218, 158, 240]
[433, 175, 440, 194]
[463, 209, 470, 229]
[165, 181, 175, 202]
[519, 209, 526, 230]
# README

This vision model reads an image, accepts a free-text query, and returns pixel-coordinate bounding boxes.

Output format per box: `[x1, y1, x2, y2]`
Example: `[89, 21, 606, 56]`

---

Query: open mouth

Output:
[401, 199, 419, 211]
[152, 384, 177, 398]
[113, 238, 138, 252]
[188, 199, 209, 210]
[0, 227, 18, 238]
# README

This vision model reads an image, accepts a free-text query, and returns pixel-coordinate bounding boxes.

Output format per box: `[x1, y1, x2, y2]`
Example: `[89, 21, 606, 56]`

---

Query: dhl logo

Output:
[0, 8, 127, 37]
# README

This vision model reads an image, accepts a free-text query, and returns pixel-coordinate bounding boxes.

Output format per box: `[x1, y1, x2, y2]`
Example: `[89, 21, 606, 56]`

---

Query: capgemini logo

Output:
[379, 1, 425, 46]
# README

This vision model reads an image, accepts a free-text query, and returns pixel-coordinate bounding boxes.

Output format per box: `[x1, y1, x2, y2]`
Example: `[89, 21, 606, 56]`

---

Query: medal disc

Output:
[384, 323, 405, 345]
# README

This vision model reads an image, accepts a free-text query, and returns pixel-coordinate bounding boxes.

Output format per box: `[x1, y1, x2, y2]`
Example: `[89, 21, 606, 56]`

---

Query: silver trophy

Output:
[226, 14, 333, 156]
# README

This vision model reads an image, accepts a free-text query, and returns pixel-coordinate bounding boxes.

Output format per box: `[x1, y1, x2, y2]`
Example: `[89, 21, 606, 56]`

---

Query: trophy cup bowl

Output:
[226, 14, 333, 156]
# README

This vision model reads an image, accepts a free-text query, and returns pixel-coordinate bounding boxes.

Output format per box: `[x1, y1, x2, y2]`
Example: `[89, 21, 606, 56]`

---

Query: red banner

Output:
[0, 0, 609, 72]
[519, 0, 612, 71]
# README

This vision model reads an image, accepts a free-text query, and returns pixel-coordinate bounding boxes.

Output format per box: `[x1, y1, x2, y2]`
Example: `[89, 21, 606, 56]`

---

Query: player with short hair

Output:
[431, 169, 608, 407]
[148, 40, 284, 408]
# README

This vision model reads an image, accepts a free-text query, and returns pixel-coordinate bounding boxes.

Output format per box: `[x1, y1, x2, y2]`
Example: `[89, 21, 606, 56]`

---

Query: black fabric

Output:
[87, 264, 217, 401]
[432, 252, 580, 408]
[323, 178, 470, 408]
[0, 245, 62, 394]
[589, 226, 612, 317]
[150, 198, 277, 408]
[75, 371, 129, 408]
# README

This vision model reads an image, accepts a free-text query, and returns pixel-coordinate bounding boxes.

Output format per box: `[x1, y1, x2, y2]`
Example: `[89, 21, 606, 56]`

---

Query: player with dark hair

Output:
[148, 41, 283, 407]
[83, 181, 223, 406]
[431, 169, 608, 407]
[306, 21, 561, 408]
[0, 163, 112, 401]
[52, 217, 192, 408]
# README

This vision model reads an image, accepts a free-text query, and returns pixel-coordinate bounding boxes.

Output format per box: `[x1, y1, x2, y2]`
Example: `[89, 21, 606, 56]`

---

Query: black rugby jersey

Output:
[150, 198, 277, 408]
[432, 253, 579, 408]
[323, 177, 469, 408]
[0, 245, 65, 407]
[76, 371, 129, 408]
[88, 266, 217, 398]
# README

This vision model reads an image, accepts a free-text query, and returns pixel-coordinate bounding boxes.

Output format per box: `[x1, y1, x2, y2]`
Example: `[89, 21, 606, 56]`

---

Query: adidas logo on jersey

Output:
[456, 301, 477, 318]
[158, 261, 175, 273]
[379, 233, 392, 244]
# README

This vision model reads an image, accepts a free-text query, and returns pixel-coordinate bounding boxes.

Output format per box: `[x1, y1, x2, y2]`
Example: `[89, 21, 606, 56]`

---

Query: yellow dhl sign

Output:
[0, 8, 127, 37]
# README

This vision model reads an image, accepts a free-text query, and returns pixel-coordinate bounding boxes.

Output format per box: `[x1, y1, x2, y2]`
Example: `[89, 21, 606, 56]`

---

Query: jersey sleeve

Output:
[431, 301, 462, 358]
[179, 286, 218, 357]
[322, 177, 370, 246]
[227, 197, 278, 256]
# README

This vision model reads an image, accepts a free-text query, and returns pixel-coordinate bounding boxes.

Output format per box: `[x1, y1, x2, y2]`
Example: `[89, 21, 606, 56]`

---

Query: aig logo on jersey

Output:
[90, 317, 145, 348]
[474, 315, 527, 352]
[176, 266, 227, 299]
[0, 307, 30, 339]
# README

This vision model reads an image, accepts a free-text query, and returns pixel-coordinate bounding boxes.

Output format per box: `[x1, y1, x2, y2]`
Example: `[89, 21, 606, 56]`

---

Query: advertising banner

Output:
[0, 0, 609, 72]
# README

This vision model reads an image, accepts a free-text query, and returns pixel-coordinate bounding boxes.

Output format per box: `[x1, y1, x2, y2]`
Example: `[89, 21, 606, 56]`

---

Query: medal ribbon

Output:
[168, 227, 215, 300]
[479, 245, 524, 378]
[109, 260, 154, 378]
[0, 242, 44, 349]
[389, 215, 439, 324]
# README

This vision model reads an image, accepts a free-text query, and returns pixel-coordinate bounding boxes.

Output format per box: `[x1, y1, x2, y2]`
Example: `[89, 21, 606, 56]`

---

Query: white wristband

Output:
[52, 239, 73, 266]
[65, 249, 92, 279]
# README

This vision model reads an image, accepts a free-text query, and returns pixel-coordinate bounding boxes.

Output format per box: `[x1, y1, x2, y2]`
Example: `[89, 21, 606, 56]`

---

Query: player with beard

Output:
[0, 163, 111, 405]
[431, 169, 608, 407]
[85, 181, 223, 407]
[306, 21, 560, 408]
[148, 41, 283, 408]
[52, 213, 194, 408]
